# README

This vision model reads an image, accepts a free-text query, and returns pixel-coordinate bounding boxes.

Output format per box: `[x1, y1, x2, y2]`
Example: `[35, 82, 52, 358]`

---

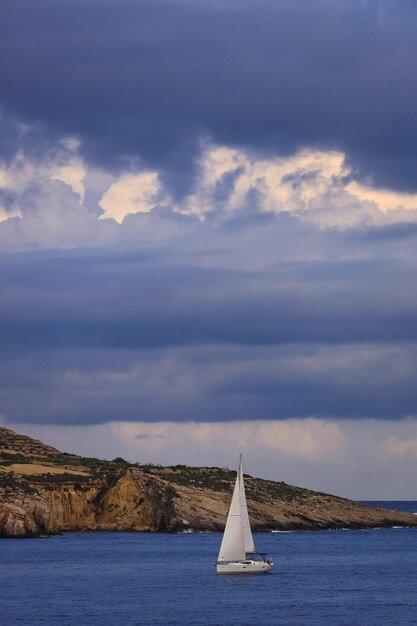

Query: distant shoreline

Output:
[2, 427, 417, 538]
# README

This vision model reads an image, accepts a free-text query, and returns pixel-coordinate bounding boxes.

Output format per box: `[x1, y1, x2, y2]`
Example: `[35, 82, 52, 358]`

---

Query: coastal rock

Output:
[1, 427, 416, 538]
[94, 468, 176, 531]
[0, 474, 53, 537]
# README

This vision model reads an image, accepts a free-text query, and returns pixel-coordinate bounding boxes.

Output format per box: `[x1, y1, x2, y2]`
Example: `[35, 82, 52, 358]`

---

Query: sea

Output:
[1, 501, 416, 626]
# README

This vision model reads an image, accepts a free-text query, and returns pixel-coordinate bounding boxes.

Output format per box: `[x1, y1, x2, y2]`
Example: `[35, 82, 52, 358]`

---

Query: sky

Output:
[1, 0, 417, 499]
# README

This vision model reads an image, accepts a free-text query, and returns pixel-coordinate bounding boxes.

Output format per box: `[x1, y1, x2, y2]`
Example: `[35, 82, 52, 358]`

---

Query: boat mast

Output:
[238, 453, 256, 554]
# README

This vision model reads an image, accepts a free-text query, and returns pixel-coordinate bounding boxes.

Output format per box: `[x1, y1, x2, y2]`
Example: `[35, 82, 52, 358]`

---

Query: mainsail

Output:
[217, 453, 255, 562]
[238, 455, 256, 553]
[217, 463, 246, 562]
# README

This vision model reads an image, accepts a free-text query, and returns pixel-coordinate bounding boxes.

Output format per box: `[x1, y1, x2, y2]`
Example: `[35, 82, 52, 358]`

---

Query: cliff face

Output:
[1, 426, 416, 538]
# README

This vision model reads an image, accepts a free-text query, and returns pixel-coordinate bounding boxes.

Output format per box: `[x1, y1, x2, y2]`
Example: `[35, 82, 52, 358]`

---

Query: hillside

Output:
[1, 426, 416, 537]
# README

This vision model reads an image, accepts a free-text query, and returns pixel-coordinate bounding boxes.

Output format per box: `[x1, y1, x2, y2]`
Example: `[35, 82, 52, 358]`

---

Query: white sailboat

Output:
[216, 454, 273, 574]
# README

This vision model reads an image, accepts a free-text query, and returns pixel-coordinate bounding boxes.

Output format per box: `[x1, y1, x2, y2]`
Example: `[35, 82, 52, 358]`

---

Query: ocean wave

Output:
[178, 529, 212, 534]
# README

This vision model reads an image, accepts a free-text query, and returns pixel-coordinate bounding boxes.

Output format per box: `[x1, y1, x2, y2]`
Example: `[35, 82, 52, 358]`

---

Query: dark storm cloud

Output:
[1, 342, 417, 425]
[0, 208, 417, 425]
[1, 0, 417, 426]
[2, 0, 417, 192]
[1, 243, 417, 352]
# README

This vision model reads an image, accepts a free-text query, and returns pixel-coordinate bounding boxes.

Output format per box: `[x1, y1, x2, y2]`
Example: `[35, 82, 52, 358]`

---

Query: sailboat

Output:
[216, 454, 273, 574]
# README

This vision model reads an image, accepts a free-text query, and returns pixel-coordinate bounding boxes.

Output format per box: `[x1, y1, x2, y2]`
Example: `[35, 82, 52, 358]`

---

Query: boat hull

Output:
[216, 559, 272, 575]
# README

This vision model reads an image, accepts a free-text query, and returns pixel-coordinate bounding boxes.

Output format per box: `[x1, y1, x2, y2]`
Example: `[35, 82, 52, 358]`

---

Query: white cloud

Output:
[51, 160, 86, 203]
[348, 181, 417, 213]
[2, 137, 417, 246]
[0, 139, 86, 222]
[255, 419, 345, 461]
[174, 144, 417, 228]
[99, 171, 165, 222]
[377, 436, 417, 460]
[0, 179, 116, 251]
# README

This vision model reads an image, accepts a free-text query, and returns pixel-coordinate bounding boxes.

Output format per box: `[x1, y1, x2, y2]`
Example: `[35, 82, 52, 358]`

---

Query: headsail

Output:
[217, 466, 246, 562]
[238, 454, 256, 553]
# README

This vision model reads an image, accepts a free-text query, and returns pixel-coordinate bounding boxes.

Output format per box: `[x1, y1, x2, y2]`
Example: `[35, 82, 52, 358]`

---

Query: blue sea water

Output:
[363, 500, 417, 515]
[1, 501, 417, 626]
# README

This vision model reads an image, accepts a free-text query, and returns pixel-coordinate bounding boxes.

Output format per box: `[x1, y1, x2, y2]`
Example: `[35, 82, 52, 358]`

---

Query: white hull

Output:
[216, 559, 272, 575]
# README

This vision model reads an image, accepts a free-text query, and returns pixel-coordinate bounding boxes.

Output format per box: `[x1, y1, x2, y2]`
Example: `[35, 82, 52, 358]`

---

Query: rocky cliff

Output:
[1, 426, 416, 537]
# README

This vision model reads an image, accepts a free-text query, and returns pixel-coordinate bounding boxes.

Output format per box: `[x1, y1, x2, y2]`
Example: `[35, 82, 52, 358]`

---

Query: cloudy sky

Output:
[1, 0, 417, 499]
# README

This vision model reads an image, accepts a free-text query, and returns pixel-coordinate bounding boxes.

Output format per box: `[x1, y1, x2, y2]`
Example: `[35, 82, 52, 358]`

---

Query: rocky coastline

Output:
[1, 426, 416, 538]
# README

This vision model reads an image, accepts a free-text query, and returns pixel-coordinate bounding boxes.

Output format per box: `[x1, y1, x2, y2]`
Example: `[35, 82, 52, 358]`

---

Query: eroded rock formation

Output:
[1, 427, 416, 537]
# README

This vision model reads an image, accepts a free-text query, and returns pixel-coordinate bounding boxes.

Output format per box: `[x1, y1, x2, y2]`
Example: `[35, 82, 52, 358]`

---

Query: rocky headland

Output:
[1, 426, 416, 538]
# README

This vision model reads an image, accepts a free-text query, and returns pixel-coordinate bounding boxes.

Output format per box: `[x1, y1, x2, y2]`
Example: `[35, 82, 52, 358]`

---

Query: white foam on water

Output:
[392, 526, 405, 529]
